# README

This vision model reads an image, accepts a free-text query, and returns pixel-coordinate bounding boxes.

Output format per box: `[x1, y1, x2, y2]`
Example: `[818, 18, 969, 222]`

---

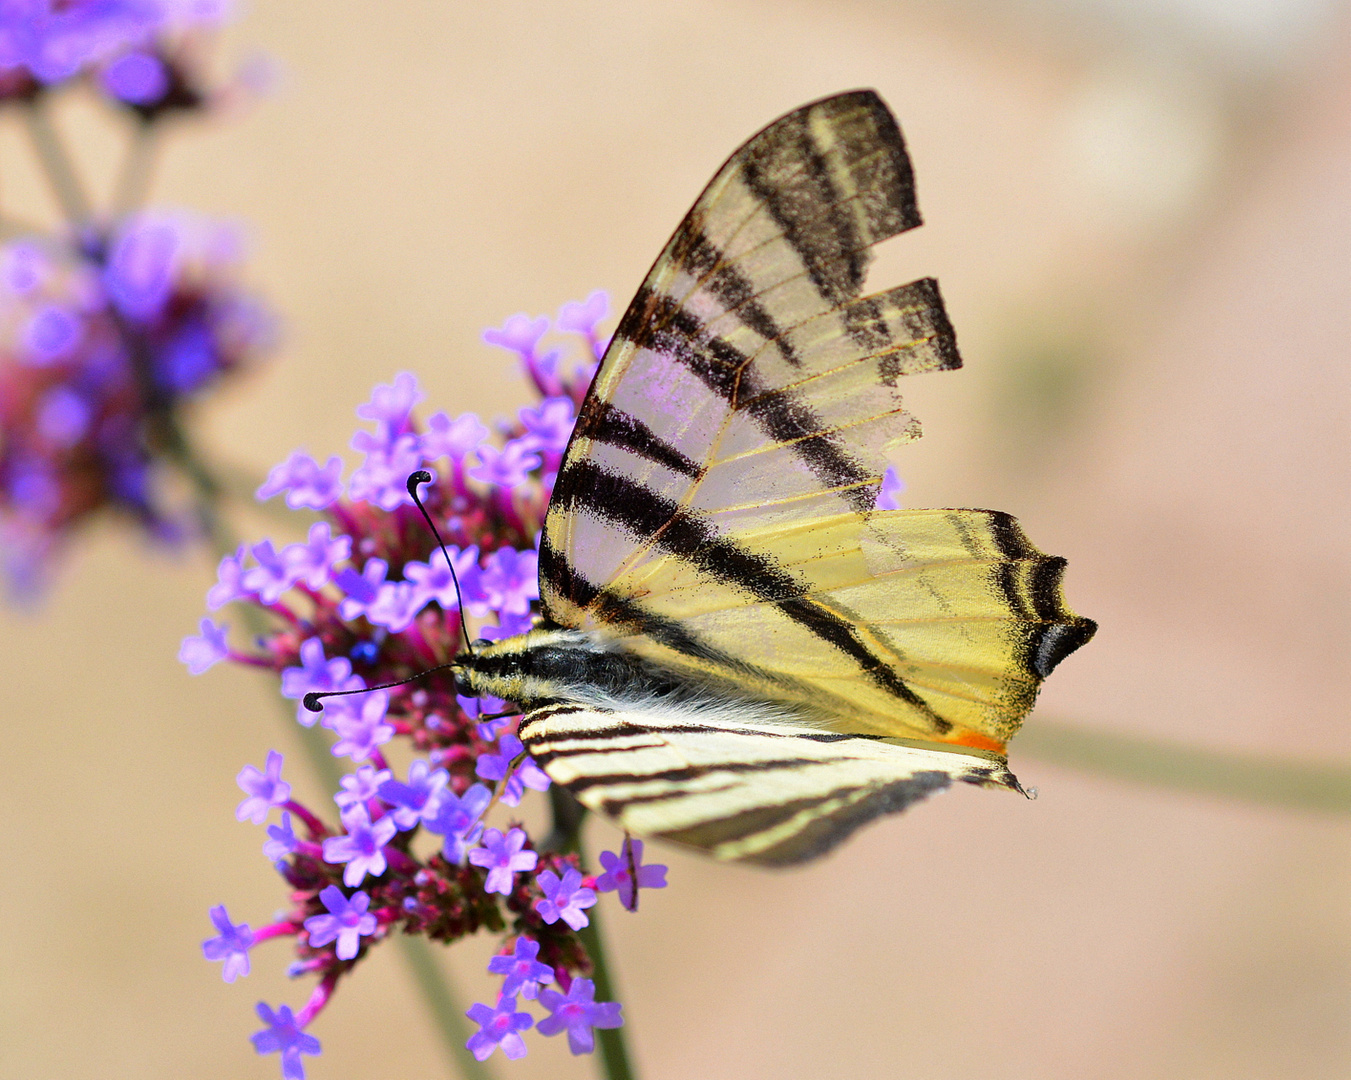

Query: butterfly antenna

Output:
[302, 663, 459, 714]
[406, 470, 476, 660]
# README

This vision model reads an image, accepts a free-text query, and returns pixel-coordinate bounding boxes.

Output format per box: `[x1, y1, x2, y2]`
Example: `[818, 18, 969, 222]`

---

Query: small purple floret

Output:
[465, 994, 534, 1062]
[263, 811, 300, 862]
[424, 782, 491, 863]
[875, 466, 906, 510]
[202, 904, 255, 982]
[251, 1002, 322, 1080]
[322, 804, 398, 886]
[468, 826, 537, 895]
[594, 838, 668, 911]
[179, 617, 229, 674]
[236, 750, 291, 824]
[486, 936, 554, 1000]
[257, 452, 344, 510]
[378, 759, 449, 831]
[535, 977, 623, 1056]
[303, 885, 378, 961]
[535, 866, 597, 931]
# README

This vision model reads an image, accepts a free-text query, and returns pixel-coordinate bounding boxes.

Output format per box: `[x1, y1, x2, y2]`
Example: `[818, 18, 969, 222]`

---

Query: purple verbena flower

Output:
[322, 803, 398, 887]
[356, 372, 422, 440]
[476, 733, 549, 806]
[465, 994, 533, 1062]
[283, 522, 350, 590]
[487, 936, 554, 1000]
[102, 50, 169, 104]
[378, 759, 449, 831]
[556, 289, 609, 340]
[469, 827, 537, 895]
[595, 838, 668, 911]
[280, 638, 364, 726]
[365, 579, 425, 632]
[423, 782, 491, 863]
[262, 811, 298, 862]
[535, 866, 597, 931]
[207, 545, 252, 609]
[202, 904, 254, 982]
[535, 978, 623, 1056]
[518, 396, 576, 457]
[420, 410, 487, 461]
[251, 1002, 322, 1080]
[334, 765, 392, 811]
[348, 432, 424, 510]
[179, 617, 229, 674]
[241, 539, 299, 605]
[402, 543, 480, 611]
[334, 557, 388, 621]
[469, 437, 541, 489]
[328, 690, 394, 762]
[257, 452, 344, 510]
[235, 750, 290, 824]
[477, 545, 539, 617]
[482, 313, 548, 358]
[303, 885, 378, 961]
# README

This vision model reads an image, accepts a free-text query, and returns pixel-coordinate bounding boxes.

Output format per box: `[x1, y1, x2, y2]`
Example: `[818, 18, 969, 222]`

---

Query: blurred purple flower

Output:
[235, 750, 290, 825]
[202, 904, 254, 982]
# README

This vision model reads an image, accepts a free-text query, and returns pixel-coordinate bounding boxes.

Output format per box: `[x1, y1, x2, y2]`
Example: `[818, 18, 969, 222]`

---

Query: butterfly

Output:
[457, 89, 1096, 864]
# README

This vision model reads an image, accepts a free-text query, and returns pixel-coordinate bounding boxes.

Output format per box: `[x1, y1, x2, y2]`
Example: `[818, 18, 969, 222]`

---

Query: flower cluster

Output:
[0, 0, 229, 114]
[0, 2, 274, 599]
[0, 216, 274, 597]
[188, 295, 667, 1079]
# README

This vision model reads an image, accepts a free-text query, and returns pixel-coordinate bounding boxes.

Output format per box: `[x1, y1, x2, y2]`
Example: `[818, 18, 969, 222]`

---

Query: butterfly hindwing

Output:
[587, 508, 1096, 751]
[519, 701, 1015, 865]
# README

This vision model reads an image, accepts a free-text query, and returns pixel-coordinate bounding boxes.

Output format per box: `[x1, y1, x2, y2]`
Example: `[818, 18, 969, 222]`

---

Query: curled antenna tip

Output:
[407, 470, 432, 494]
[302, 692, 324, 712]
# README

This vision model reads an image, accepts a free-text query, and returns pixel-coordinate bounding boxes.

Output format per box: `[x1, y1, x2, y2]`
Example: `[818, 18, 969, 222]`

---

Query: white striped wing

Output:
[520, 701, 1016, 865]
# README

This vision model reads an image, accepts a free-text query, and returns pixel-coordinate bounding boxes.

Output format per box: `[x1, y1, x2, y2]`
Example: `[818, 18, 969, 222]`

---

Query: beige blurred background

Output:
[1, 1, 1348, 1078]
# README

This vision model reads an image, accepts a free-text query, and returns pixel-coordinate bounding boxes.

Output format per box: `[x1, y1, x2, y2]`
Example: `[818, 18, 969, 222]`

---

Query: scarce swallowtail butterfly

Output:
[457, 89, 1096, 865]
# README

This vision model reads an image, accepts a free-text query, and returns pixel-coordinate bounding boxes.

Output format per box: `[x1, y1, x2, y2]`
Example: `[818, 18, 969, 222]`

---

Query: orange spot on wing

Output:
[943, 731, 1006, 755]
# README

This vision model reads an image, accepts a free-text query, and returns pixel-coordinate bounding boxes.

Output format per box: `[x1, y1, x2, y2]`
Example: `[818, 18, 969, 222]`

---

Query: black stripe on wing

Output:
[572, 396, 704, 480]
[614, 286, 879, 514]
[548, 462, 947, 726]
[662, 772, 951, 866]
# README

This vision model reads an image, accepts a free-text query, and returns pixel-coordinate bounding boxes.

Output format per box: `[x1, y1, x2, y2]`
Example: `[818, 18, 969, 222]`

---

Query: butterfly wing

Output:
[520, 701, 1016, 865]
[530, 90, 1095, 857]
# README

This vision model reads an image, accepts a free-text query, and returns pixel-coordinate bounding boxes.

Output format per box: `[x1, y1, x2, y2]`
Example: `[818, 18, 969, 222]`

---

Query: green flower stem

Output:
[1019, 720, 1351, 814]
[549, 787, 639, 1080]
[22, 98, 93, 225]
[112, 121, 159, 217]
[575, 905, 637, 1080]
[175, 435, 490, 1080]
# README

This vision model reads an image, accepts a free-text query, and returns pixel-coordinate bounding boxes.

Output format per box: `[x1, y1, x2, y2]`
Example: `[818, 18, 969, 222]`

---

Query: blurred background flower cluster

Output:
[0, 1, 1346, 1079]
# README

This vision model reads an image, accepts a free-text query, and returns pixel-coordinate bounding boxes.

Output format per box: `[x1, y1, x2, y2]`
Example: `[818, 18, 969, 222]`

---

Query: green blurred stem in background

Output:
[1019, 720, 1351, 815]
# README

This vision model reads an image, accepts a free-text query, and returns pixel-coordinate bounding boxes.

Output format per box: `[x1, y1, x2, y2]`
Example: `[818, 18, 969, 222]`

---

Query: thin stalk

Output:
[1019, 720, 1351, 814]
[549, 787, 638, 1080]
[112, 121, 159, 217]
[22, 98, 92, 225]
[178, 433, 487, 1078]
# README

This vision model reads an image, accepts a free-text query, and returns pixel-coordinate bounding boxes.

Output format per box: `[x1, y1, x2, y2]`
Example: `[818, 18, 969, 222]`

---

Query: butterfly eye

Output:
[472, 637, 491, 649]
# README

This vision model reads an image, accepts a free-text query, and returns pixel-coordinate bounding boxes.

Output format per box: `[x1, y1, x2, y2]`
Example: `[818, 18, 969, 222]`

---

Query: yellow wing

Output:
[538, 89, 1094, 759]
